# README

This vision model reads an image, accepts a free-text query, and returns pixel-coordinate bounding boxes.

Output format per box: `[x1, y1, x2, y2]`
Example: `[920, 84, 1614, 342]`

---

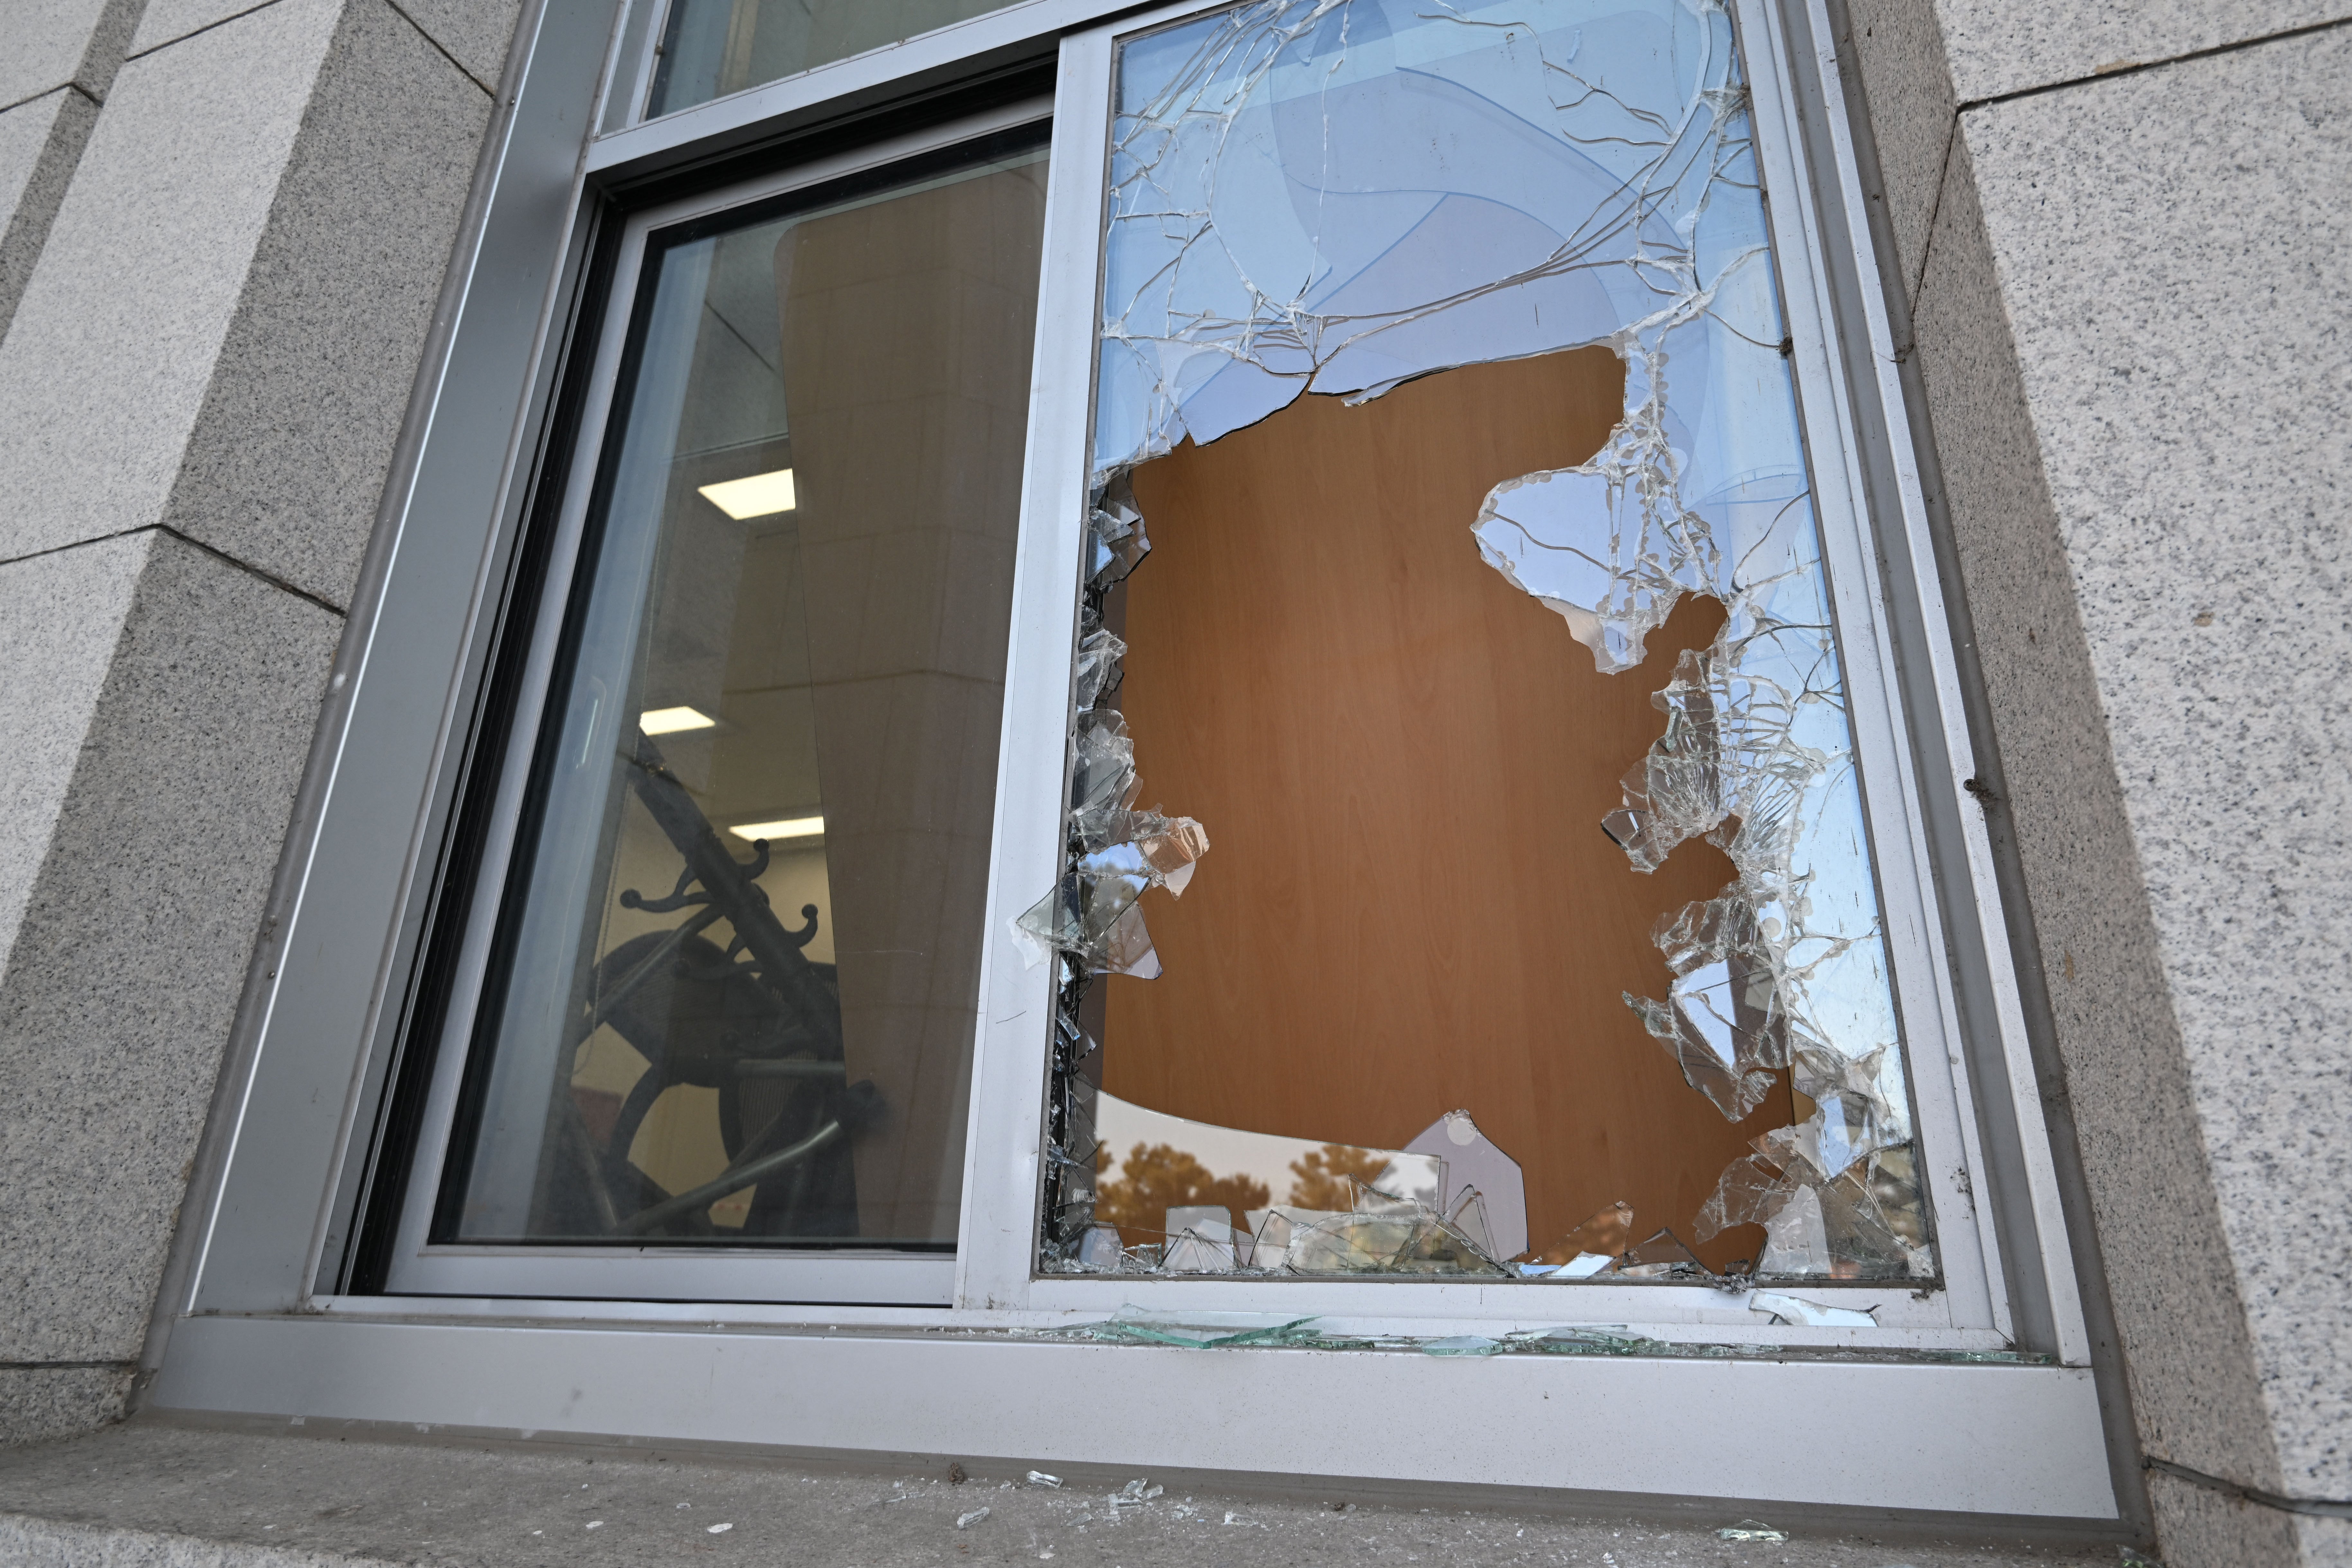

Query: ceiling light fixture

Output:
[638, 705, 716, 735]
[696, 467, 797, 520]
[728, 815, 824, 842]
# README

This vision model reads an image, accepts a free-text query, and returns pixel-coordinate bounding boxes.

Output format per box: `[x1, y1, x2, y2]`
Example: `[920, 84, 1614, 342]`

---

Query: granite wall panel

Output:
[0, 535, 339, 1373]
[155, 0, 493, 606]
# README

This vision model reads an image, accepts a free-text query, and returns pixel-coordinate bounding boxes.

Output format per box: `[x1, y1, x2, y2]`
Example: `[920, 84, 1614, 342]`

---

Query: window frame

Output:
[145, 0, 2125, 1524]
[376, 95, 1054, 1309]
[968, 0, 2027, 1341]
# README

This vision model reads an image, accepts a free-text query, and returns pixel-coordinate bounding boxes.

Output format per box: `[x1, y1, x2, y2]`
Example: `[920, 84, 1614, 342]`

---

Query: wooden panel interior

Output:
[1102, 348, 1785, 1268]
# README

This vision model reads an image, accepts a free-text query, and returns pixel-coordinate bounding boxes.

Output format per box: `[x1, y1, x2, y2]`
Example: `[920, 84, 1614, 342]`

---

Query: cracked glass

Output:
[1021, 0, 1934, 1284]
[436, 133, 1048, 1247]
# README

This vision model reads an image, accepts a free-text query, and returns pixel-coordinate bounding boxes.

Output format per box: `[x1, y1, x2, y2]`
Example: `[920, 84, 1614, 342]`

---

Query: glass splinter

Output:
[1519, 1200, 1636, 1277]
[1616, 1227, 1711, 1281]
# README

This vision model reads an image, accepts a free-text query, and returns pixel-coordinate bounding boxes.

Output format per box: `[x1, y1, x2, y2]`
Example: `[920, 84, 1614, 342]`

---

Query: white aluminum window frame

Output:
[144, 0, 2124, 1525]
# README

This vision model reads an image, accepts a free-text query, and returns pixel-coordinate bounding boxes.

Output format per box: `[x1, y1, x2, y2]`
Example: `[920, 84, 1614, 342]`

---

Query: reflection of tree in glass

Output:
[1286, 1144, 1391, 1210]
[1094, 1142, 1270, 1246]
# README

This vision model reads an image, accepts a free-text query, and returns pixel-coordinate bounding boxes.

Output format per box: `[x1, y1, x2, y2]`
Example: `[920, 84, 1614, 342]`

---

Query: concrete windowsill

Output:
[0, 1419, 2130, 1567]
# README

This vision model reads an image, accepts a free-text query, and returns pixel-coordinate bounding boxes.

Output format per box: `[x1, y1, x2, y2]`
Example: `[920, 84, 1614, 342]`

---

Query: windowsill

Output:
[0, 1418, 2132, 1565]
[140, 1311, 2121, 1520]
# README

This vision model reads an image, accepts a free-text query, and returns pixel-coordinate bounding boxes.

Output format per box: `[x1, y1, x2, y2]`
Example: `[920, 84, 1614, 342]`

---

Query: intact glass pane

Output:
[439, 132, 1049, 1247]
[1023, 0, 1935, 1286]
[646, 0, 1027, 118]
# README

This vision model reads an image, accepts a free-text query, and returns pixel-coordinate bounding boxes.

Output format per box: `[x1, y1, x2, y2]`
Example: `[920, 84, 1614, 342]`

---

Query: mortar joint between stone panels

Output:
[1907, 113, 1959, 311]
[2144, 1455, 2352, 1520]
[0, 525, 350, 618]
[0, 523, 168, 576]
[0, 79, 95, 117]
[0, 1361, 136, 1372]
[380, 0, 501, 97]
[1952, 13, 2352, 114]
[71, 0, 149, 102]
[122, 0, 289, 65]
[154, 528, 350, 618]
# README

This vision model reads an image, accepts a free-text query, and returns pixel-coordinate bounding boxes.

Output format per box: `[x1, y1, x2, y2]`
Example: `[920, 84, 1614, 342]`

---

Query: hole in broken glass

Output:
[1019, 0, 1933, 1286]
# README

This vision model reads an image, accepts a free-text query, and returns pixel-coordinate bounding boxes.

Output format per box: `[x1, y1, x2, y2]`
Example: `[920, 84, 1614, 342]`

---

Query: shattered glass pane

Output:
[1031, 0, 1935, 1284]
[1693, 1137, 1933, 1280]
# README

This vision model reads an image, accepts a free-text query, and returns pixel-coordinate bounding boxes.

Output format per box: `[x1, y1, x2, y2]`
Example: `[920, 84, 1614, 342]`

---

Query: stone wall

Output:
[0, 0, 520, 1444]
[1843, 1, 2352, 1562]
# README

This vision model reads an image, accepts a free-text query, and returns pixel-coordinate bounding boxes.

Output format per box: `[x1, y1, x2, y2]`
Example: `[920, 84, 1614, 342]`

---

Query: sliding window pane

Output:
[1025, 0, 1932, 1287]
[439, 133, 1048, 1247]
[647, 1, 1028, 118]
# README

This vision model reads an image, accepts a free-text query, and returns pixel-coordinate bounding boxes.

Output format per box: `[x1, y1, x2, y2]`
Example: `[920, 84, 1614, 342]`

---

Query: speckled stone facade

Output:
[1846, 1, 2352, 1562]
[0, 0, 517, 1445]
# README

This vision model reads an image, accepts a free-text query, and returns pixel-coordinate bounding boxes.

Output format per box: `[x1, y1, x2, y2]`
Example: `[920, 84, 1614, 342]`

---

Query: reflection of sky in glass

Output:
[1063, 0, 1929, 1276]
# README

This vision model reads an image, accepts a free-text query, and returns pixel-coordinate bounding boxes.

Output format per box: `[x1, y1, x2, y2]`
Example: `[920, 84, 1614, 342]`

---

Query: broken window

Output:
[420, 133, 1049, 1254]
[1019, 0, 1932, 1285]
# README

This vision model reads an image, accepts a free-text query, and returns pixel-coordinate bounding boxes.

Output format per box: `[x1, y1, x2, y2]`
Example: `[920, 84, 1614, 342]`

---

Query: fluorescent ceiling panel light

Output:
[639, 705, 716, 735]
[697, 468, 796, 520]
[729, 815, 824, 842]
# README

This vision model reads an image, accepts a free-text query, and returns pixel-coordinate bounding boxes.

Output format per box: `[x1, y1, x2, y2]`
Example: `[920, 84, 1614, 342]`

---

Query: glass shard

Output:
[1522, 1200, 1637, 1275]
[1622, 885, 1792, 1122]
[1749, 1291, 1877, 1329]
[1080, 1310, 1322, 1347]
[1508, 1326, 1673, 1357]
[1286, 1205, 1510, 1278]
[1073, 627, 1126, 711]
[1162, 1204, 1240, 1271]
[1616, 1227, 1711, 1281]
[1760, 1182, 1833, 1275]
[1403, 1110, 1528, 1262]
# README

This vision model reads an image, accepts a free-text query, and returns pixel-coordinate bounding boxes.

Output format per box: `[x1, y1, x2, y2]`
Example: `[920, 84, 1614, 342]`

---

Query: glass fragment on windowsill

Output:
[1420, 1336, 1506, 1357]
[1615, 1228, 1711, 1281]
[1520, 1200, 1637, 1275]
[1749, 1291, 1878, 1328]
[1050, 1313, 2044, 1364]
[1076, 1310, 1325, 1349]
[1403, 1110, 1527, 1262]
[1288, 1202, 1513, 1278]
